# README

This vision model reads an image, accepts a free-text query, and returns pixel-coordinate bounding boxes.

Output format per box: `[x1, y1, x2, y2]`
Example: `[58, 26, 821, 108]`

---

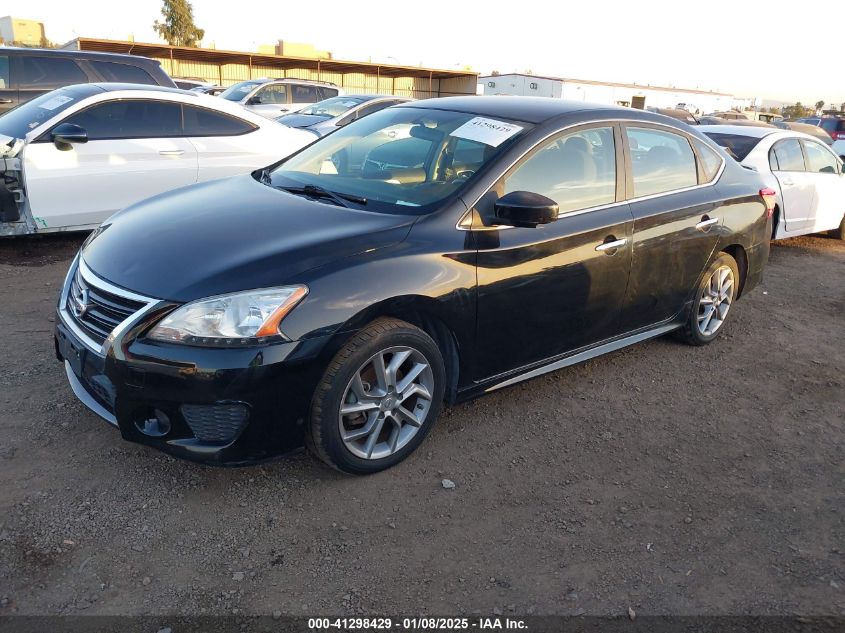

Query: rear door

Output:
[769, 138, 815, 233]
[474, 124, 634, 377]
[801, 139, 845, 233]
[289, 84, 321, 113]
[0, 53, 17, 114]
[23, 98, 198, 230]
[619, 125, 722, 331]
[183, 104, 274, 181]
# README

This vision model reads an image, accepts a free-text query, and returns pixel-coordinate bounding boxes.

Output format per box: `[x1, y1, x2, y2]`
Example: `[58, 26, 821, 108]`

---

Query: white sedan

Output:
[0, 84, 315, 235]
[701, 125, 845, 240]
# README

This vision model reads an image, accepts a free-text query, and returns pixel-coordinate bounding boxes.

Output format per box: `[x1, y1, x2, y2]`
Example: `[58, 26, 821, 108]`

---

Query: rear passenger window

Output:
[292, 85, 319, 102]
[19, 56, 88, 89]
[319, 87, 339, 99]
[626, 127, 697, 197]
[504, 126, 616, 213]
[182, 105, 256, 136]
[693, 138, 722, 182]
[803, 141, 839, 174]
[88, 61, 157, 85]
[63, 99, 182, 139]
[771, 139, 805, 171]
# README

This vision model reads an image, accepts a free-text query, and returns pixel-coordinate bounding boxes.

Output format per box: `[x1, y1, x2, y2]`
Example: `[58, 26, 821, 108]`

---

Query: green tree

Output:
[814, 100, 825, 112]
[153, 0, 205, 47]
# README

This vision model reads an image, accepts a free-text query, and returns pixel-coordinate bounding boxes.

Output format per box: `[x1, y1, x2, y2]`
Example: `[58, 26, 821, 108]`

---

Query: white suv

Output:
[219, 78, 343, 118]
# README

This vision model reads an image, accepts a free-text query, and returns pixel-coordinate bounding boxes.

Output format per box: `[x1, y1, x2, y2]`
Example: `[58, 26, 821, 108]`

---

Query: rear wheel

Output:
[676, 253, 740, 346]
[306, 318, 445, 474]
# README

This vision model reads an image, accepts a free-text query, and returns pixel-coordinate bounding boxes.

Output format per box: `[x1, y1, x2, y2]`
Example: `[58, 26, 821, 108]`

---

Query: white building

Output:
[479, 73, 736, 115]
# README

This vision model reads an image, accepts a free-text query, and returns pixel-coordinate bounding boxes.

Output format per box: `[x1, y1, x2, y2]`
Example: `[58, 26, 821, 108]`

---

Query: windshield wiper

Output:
[279, 184, 367, 208]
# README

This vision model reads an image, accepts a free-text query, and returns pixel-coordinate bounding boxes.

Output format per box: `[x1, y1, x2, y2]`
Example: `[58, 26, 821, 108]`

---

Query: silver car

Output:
[276, 95, 412, 137]
[218, 78, 342, 118]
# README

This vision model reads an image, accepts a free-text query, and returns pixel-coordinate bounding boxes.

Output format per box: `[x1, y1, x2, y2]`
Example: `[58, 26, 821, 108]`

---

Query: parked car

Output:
[219, 78, 342, 118]
[190, 85, 226, 96]
[55, 97, 773, 473]
[648, 107, 698, 124]
[0, 84, 315, 235]
[277, 95, 412, 137]
[675, 102, 699, 115]
[772, 120, 833, 145]
[796, 116, 845, 159]
[172, 77, 213, 91]
[707, 111, 749, 121]
[0, 47, 175, 114]
[701, 125, 845, 240]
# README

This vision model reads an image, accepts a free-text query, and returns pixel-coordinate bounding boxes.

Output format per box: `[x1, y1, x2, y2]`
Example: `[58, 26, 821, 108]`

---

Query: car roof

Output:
[91, 83, 196, 96]
[698, 124, 781, 138]
[1, 46, 160, 65]
[395, 96, 632, 124]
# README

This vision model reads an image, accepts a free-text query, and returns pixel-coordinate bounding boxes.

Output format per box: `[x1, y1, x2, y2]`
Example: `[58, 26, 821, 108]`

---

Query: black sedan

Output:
[55, 97, 773, 473]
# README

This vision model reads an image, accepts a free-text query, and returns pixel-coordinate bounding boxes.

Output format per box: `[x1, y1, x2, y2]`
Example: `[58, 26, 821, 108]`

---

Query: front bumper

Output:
[55, 284, 333, 466]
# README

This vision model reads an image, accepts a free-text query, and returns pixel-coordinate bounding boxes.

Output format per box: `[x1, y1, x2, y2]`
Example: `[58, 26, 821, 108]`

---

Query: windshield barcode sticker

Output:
[38, 95, 73, 111]
[450, 117, 523, 147]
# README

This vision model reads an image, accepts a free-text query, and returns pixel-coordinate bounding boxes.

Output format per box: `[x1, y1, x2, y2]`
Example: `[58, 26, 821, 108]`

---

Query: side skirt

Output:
[463, 322, 681, 398]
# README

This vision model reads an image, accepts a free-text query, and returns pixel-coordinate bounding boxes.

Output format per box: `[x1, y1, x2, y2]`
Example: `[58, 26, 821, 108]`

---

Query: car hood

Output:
[81, 175, 416, 302]
[278, 113, 331, 128]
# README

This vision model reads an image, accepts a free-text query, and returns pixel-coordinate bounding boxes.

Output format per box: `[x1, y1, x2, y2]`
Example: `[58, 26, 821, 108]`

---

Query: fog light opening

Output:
[134, 409, 172, 437]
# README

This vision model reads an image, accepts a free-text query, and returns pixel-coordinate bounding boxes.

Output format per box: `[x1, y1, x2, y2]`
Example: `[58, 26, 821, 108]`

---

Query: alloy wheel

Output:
[338, 346, 434, 460]
[698, 265, 734, 336]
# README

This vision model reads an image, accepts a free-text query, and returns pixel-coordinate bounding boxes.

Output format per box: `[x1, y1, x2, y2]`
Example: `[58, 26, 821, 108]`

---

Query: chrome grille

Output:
[65, 265, 148, 346]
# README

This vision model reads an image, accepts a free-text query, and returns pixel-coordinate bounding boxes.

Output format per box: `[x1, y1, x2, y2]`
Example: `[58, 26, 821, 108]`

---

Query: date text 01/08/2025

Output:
[307, 617, 528, 630]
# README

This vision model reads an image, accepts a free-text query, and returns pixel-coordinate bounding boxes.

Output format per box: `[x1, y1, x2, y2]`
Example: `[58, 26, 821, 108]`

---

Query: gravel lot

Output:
[0, 233, 842, 618]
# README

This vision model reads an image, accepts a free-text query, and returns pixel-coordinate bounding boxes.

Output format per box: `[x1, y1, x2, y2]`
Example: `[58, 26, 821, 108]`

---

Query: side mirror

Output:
[246, 95, 261, 105]
[493, 191, 559, 228]
[51, 123, 88, 151]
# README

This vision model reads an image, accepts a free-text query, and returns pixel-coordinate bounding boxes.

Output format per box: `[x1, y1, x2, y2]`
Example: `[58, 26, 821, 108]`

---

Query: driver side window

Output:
[503, 126, 617, 213]
[254, 84, 287, 105]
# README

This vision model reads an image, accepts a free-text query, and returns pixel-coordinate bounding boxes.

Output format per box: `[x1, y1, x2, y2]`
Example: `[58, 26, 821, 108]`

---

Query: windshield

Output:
[0, 86, 99, 139]
[701, 132, 760, 161]
[268, 106, 532, 214]
[219, 80, 263, 102]
[297, 97, 366, 117]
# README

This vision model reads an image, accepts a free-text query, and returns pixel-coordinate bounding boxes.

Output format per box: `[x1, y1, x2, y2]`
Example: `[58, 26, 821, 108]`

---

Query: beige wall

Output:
[0, 17, 46, 45]
[155, 56, 476, 98]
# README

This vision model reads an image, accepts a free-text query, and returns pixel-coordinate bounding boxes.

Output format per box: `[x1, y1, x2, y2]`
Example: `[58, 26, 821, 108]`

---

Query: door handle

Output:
[158, 149, 185, 156]
[695, 217, 719, 231]
[595, 238, 627, 252]
[0, 99, 12, 104]
[781, 179, 794, 186]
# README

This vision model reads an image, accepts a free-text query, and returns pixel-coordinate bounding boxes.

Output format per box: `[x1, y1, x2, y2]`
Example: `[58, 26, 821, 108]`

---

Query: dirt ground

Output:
[0, 233, 842, 618]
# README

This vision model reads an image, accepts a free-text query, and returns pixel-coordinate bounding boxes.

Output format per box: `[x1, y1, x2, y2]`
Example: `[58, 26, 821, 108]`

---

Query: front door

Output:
[770, 138, 815, 234]
[474, 124, 634, 379]
[246, 83, 291, 118]
[619, 124, 721, 331]
[23, 98, 198, 231]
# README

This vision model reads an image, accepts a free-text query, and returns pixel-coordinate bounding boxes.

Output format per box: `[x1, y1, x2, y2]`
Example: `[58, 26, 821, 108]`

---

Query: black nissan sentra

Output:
[55, 97, 773, 473]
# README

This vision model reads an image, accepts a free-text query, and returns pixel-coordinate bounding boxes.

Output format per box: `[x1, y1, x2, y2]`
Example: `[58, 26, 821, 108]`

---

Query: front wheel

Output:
[306, 318, 445, 474]
[834, 215, 845, 240]
[676, 253, 740, 346]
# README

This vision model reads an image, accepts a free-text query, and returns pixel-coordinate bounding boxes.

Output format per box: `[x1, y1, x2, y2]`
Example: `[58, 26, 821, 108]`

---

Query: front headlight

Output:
[148, 286, 307, 346]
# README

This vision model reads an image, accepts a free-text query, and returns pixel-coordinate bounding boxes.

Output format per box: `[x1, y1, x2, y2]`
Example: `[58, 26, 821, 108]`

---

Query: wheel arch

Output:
[314, 295, 466, 404]
[720, 243, 748, 297]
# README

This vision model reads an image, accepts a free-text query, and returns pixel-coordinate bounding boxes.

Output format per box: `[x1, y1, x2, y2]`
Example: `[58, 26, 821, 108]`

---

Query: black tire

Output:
[676, 252, 740, 346]
[306, 318, 446, 474]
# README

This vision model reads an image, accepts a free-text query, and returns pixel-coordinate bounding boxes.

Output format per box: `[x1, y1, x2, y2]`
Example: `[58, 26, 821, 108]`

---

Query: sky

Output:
[5, 0, 842, 106]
